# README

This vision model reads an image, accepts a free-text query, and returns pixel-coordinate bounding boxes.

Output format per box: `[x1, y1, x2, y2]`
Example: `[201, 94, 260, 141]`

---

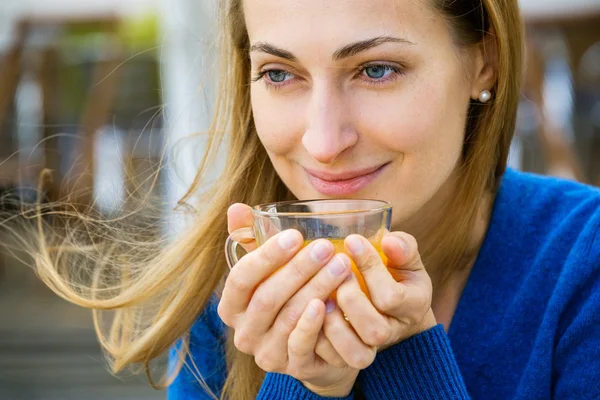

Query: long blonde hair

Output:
[13, 0, 523, 399]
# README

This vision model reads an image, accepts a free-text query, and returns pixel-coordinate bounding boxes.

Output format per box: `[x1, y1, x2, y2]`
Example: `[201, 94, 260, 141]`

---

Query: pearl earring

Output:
[479, 90, 492, 103]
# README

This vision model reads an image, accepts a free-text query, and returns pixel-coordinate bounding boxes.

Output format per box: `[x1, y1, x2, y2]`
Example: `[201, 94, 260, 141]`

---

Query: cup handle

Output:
[224, 227, 255, 270]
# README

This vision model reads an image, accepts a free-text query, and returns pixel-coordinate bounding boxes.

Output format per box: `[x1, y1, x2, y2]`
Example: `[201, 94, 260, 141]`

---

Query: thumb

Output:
[227, 203, 256, 252]
[381, 232, 423, 273]
[227, 203, 253, 234]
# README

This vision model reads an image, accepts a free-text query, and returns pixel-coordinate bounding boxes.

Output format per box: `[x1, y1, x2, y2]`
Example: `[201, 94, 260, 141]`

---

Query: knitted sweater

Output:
[168, 168, 600, 399]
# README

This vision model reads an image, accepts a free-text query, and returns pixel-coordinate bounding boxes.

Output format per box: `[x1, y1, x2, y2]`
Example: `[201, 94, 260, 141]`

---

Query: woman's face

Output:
[245, 0, 492, 225]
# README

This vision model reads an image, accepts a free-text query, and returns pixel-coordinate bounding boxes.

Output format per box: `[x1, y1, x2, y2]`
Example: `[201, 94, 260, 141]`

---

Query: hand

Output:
[329, 232, 437, 351]
[219, 204, 375, 396]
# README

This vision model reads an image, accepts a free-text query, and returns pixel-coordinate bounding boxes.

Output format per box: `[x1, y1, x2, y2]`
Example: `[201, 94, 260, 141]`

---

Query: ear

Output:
[470, 30, 498, 101]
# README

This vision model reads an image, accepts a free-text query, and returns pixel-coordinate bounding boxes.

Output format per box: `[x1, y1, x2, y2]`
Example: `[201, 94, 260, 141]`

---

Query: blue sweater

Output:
[168, 168, 600, 399]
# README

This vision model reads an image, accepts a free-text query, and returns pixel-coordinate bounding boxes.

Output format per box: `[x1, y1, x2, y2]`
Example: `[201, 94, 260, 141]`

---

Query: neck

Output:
[397, 172, 495, 289]
[434, 190, 494, 288]
[420, 187, 495, 331]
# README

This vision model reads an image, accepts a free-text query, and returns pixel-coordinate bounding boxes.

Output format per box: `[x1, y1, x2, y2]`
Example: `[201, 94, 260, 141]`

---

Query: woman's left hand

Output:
[324, 232, 437, 355]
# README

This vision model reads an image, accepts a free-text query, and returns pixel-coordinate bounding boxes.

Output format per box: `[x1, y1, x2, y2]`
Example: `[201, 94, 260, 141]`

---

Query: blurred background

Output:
[0, 0, 599, 399]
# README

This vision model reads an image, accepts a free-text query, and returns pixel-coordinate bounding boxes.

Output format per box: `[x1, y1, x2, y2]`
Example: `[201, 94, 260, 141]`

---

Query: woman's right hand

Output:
[218, 203, 377, 395]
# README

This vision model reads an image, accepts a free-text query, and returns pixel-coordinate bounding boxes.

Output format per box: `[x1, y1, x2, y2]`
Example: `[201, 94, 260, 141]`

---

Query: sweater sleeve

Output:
[168, 296, 356, 399]
[258, 373, 355, 400]
[358, 324, 470, 399]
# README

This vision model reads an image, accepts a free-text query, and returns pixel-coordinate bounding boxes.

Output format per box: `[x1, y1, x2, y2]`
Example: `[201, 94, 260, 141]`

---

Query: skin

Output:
[218, 0, 496, 396]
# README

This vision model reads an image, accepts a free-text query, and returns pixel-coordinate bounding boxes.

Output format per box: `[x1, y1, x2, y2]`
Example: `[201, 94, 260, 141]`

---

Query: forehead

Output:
[243, 0, 441, 48]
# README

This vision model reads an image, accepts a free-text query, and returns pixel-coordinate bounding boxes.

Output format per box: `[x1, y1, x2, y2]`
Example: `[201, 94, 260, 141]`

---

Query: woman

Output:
[29, 0, 600, 399]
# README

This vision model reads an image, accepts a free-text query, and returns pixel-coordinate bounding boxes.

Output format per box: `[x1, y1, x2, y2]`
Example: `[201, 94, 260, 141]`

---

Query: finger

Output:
[227, 203, 257, 252]
[345, 235, 398, 306]
[315, 331, 347, 368]
[336, 272, 392, 347]
[227, 203, 253, 234]
[379, 232, 433, 326]
[380, 231, 431, 298]
[218, 229, 303, 325]
[268, 253, 351, 337]
[323, 299, 377, 370]
[381, 232, 423, 272]
[252, 250, 350, 364]
[287, 299, 326, 378]
[242, 239, 335, 339]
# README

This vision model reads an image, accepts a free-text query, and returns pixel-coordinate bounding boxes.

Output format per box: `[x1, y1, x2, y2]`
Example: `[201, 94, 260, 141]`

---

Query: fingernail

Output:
[394, 236, 408, 255]
[307, 301, 319, 320]
[311, 241, 332, 262]
[325, 299, 336, 313]
[278, 230, 299, 250]
[346, 236, 364, 255]
[327, 255, 348, 276]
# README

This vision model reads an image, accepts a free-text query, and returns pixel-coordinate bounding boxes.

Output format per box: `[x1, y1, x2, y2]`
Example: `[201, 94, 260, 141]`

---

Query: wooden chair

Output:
[523, 37, 586, 182]
[525, 11, 600, 185]
[0, 14, 123, 207]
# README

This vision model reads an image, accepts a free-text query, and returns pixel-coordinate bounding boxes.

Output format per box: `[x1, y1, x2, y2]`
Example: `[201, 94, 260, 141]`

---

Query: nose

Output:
[302, 84, 358, 164]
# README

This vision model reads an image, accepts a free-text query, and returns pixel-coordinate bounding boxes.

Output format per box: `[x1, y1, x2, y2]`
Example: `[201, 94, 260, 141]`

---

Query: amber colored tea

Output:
[311, 239, 387, 300]
[270, 238, 387, 301]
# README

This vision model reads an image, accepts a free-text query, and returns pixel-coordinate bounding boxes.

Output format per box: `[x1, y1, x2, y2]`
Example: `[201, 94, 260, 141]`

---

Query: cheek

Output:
[251, 68, 469, 168]
[355, 87, 466, 162]
[354, 70, 469, 211]
[251, 88, 304, 155]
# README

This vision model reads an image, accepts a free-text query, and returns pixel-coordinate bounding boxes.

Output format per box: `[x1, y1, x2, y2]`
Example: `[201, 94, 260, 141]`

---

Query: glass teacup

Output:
[225, 199, 392, 298]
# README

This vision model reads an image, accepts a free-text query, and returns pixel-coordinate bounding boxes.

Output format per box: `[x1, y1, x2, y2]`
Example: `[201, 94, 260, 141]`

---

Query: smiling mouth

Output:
[304, 163, 390, 196]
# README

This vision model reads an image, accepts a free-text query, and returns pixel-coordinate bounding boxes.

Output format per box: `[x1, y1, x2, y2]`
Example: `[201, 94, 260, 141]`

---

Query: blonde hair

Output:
[11, 0, 523, 399]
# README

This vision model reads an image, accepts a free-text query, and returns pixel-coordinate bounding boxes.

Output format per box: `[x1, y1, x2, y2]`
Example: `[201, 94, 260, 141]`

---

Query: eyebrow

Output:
[249, 42, 298, 62]
[332, 36, 415, 61]
[249, 36, 414, 63]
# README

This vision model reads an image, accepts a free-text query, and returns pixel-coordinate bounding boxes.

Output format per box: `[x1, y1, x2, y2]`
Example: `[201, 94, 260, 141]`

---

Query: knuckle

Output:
[349, 349, 376, 370]
[365, 325, 391, 347]
[276, 306, 303, 335]
[255, 350, 283, 372]
[362, 250, 381, 271]
[397, 232, 416, 249]
[310, 275, 332, 298]
[347, 354, 365, 370]
[216, 302, 232, 327]
[258, 244, 279, 267]
[228, 271, 252, 293]
[233, 330, 254, 354]
[315, 339, 333, 360]
[323, 314, 342, 335]
[394, 232, 418, 254]
[287, 340, 304, 358]
[409, 252, 423, 269]
[406, 234, 419, 252]
[377, 286, 404, 312]
[336, 287, 360, 309]
[287, 256, 312, 282]
[331, 357, 348, 368]
[317, 343, 347, 368]
[405, 246, 423, 270]
[251, 289, 276, 313]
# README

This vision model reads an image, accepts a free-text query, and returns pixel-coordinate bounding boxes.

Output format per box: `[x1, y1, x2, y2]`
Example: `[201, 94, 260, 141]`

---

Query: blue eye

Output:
[267, 70, 291, 83]
[364, 65, 394, 79]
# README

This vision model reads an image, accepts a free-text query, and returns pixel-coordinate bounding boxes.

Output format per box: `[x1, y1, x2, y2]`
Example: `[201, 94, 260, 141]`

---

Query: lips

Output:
[304, 163, 389, 196]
